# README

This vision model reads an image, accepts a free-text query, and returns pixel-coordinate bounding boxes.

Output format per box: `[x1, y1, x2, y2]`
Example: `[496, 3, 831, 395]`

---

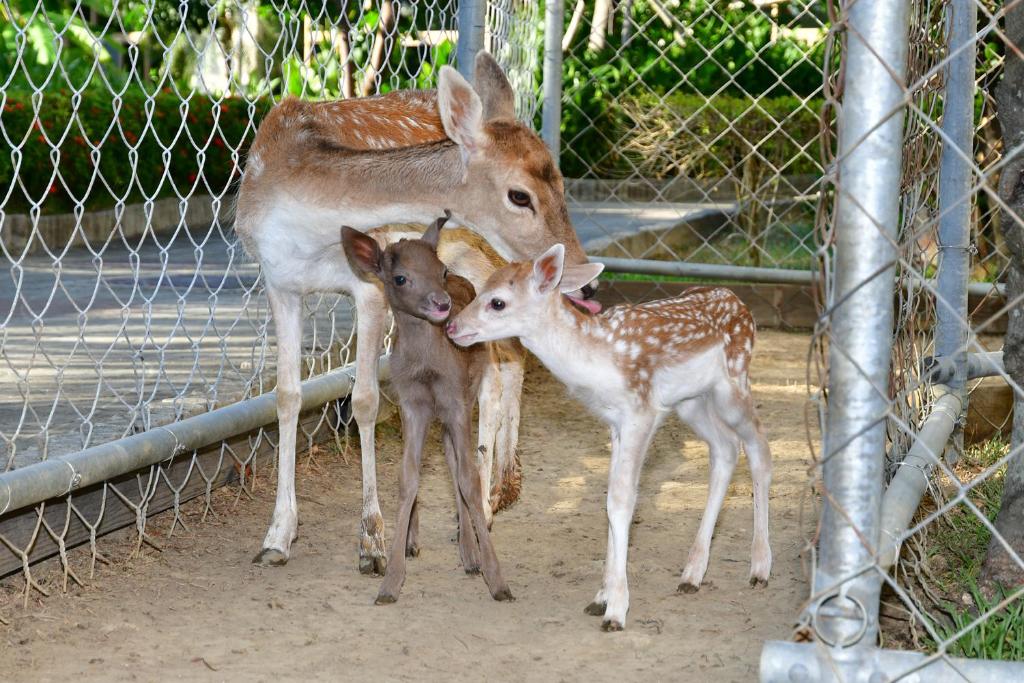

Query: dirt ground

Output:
[1, 330, 816, 682]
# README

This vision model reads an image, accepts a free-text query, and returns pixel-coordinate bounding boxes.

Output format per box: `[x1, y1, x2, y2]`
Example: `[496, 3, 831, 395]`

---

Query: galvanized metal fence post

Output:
[762, 0, 911, 676]
[934, 0, 977, 405]
[541, 0, 564, 161]
[457, 0, 487, 80]
[876, 0, 978, 571]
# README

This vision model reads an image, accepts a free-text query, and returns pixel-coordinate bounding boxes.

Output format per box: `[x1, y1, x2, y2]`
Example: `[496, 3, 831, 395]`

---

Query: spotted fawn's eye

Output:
[394, 275, 406, 286]
[490, 298, 506, 311]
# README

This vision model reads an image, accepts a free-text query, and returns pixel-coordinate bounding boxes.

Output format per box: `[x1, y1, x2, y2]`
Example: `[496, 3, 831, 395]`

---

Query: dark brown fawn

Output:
[342, 213, 512, 604]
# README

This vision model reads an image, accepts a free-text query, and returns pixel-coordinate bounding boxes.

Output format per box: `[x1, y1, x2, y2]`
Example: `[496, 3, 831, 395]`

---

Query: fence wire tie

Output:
[62, 460, 82, 495]
[158, 426, 187, 459]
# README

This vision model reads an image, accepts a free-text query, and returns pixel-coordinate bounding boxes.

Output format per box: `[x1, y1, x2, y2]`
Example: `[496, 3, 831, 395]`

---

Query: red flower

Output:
[212, 138, 224, 148]
[188, 171, 197, 183]
[220, 103, 229, 112]
[48, 183, 57, 194]
[74, 135, 85, 145]
[36, 134, 45, 143]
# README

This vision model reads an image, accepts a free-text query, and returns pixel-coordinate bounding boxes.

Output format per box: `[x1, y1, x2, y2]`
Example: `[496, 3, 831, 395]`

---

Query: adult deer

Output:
[235, 52, 594, 571]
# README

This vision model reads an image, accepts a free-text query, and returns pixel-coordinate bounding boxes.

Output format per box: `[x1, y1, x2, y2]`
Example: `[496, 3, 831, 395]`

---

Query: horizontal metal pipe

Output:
[761, 639, 1024, 682]
[924, 351, 1005, 384]
[0, 358, 388, 517]
[595, 257, 1006, 297]
[594, 257, 816, 285]
[878, 390, 963, 569]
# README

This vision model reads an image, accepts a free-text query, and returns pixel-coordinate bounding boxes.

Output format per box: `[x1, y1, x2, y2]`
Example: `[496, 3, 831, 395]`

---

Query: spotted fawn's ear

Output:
[341, 226, 383, 281]
[559, 263, 604, 294]
[531, 243, 566, 294]
[438, 66, 485, 157]
[421, 209, 452, 250]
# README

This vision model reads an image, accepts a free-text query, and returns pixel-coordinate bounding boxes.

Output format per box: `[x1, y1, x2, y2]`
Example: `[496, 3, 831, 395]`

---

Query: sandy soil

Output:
[1, 330, 816, 682]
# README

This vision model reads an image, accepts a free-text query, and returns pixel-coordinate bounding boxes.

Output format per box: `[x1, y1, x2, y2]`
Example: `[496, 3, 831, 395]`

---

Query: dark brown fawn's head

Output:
[439, 53, 598, 307]
[342, 213, 455, 324]
[446, 243, 605, 347]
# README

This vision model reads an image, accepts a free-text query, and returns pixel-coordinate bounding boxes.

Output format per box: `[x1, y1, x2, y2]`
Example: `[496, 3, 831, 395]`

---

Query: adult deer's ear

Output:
[438, 65, 485, 157]
[531, 244, 566, 294]
[341, 226, 383, 281]
[421, 209, 451, 250]
[559, 263, 604, 294]
[474, 51, 515, 121]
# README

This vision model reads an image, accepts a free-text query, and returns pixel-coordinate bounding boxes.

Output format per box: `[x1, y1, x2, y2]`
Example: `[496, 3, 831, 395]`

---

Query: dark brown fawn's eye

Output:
[393, 275, 407, 286]
[508, 190, 531, 208]
[490, 298, 506, 311]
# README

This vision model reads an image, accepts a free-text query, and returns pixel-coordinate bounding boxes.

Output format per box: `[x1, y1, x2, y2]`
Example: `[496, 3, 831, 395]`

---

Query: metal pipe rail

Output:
[0, 358, 387, 517]
[761, 641, 1024, 682]
[594, 257, 1006, 298]
[923, 351, 1005, 384]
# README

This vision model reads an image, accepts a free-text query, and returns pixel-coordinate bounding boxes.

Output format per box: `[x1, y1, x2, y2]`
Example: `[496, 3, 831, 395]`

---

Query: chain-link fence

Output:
[0, 0, 545, 598]
[759, 0, 1024, 677]
[3, 1, 1023, 678]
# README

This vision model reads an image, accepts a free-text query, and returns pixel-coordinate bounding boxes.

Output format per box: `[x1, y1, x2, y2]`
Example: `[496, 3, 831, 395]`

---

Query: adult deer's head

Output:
[438, 53, 598, 308]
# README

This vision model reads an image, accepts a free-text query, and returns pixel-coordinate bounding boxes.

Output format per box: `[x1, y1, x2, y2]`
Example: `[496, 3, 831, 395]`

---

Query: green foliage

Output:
[935, 581, 1024, 660]
[0, 86, 271, 214]
[559, 0, 826, 177]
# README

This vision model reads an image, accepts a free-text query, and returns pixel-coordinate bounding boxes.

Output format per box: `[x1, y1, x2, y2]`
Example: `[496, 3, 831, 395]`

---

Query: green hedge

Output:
[563, 92, 823, 180]
[0, 87, 272, 215]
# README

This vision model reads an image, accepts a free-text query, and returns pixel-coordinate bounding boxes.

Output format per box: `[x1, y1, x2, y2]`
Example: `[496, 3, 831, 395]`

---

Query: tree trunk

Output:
[361, 1, 397, 97]
[588, 0, 612, 51]
[981, 2, 1024, 588]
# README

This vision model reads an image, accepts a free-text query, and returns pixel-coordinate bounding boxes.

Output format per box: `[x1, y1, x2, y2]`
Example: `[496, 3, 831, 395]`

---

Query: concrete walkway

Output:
[0, 201, 712, 469]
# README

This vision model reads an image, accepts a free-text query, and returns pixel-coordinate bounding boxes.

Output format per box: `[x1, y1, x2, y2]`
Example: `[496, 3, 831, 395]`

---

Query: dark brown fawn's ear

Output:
[420, 209, 452, 249]
[341, 226, 383, 281]
[474, 51, 515, 121]
[531, 243, 566, 294]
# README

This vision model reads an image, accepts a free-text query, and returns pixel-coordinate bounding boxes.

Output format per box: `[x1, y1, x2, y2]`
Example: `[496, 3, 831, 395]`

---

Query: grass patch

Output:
[934, 581, 1024, 659]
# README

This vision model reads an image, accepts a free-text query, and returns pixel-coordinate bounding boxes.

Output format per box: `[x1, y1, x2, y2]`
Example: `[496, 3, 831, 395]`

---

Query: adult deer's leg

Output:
[352, 283, 389, 575]
[254, 285, 303, 565]
[376, 392, 431, 604]
[491, 342, 525, 514]
[476, 355, 502, 528]
[675, 397, 740, 592]
[599, 413, 657, 631]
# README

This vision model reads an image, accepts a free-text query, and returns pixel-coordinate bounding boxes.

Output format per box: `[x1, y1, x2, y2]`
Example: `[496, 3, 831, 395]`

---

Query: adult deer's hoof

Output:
[584, 601, 607, 616]
[252, 548, 288, 566]
[601, 619, 624, 632]
[749, 576, 769, 589]
[464, 565, 481, 575]
[406, 544, 420, 558]
[677, 581, 700, 594]
[359, 554, 387, 576]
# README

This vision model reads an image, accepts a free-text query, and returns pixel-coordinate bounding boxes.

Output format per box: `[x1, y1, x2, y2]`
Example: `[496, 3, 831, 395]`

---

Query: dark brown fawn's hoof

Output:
[374, 592, 397, 605]
[252, 548, 288, 566]
[677, 581, 700, 594]
[406, 544, 420, 558]
[584, 601, 607, 616]
[359, 555, 387, 576]
[492, 587, 515, 602]
[750, 576, 769, 589]
[601, 619, 624, 632]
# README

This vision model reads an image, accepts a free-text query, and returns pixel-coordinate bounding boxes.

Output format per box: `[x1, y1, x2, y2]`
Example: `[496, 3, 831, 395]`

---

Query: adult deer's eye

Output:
[393, 275, 407, 286]
[508, 190, 531, 209]
[490, 298, 506, 311]
[442, 268, 449, 279]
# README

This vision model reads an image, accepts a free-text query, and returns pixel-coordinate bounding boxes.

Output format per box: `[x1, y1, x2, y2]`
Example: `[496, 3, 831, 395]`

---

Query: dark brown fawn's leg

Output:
[443, 427, 481, 573]
[376, 396, 430, 605]
[447, 419, 513, 601]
